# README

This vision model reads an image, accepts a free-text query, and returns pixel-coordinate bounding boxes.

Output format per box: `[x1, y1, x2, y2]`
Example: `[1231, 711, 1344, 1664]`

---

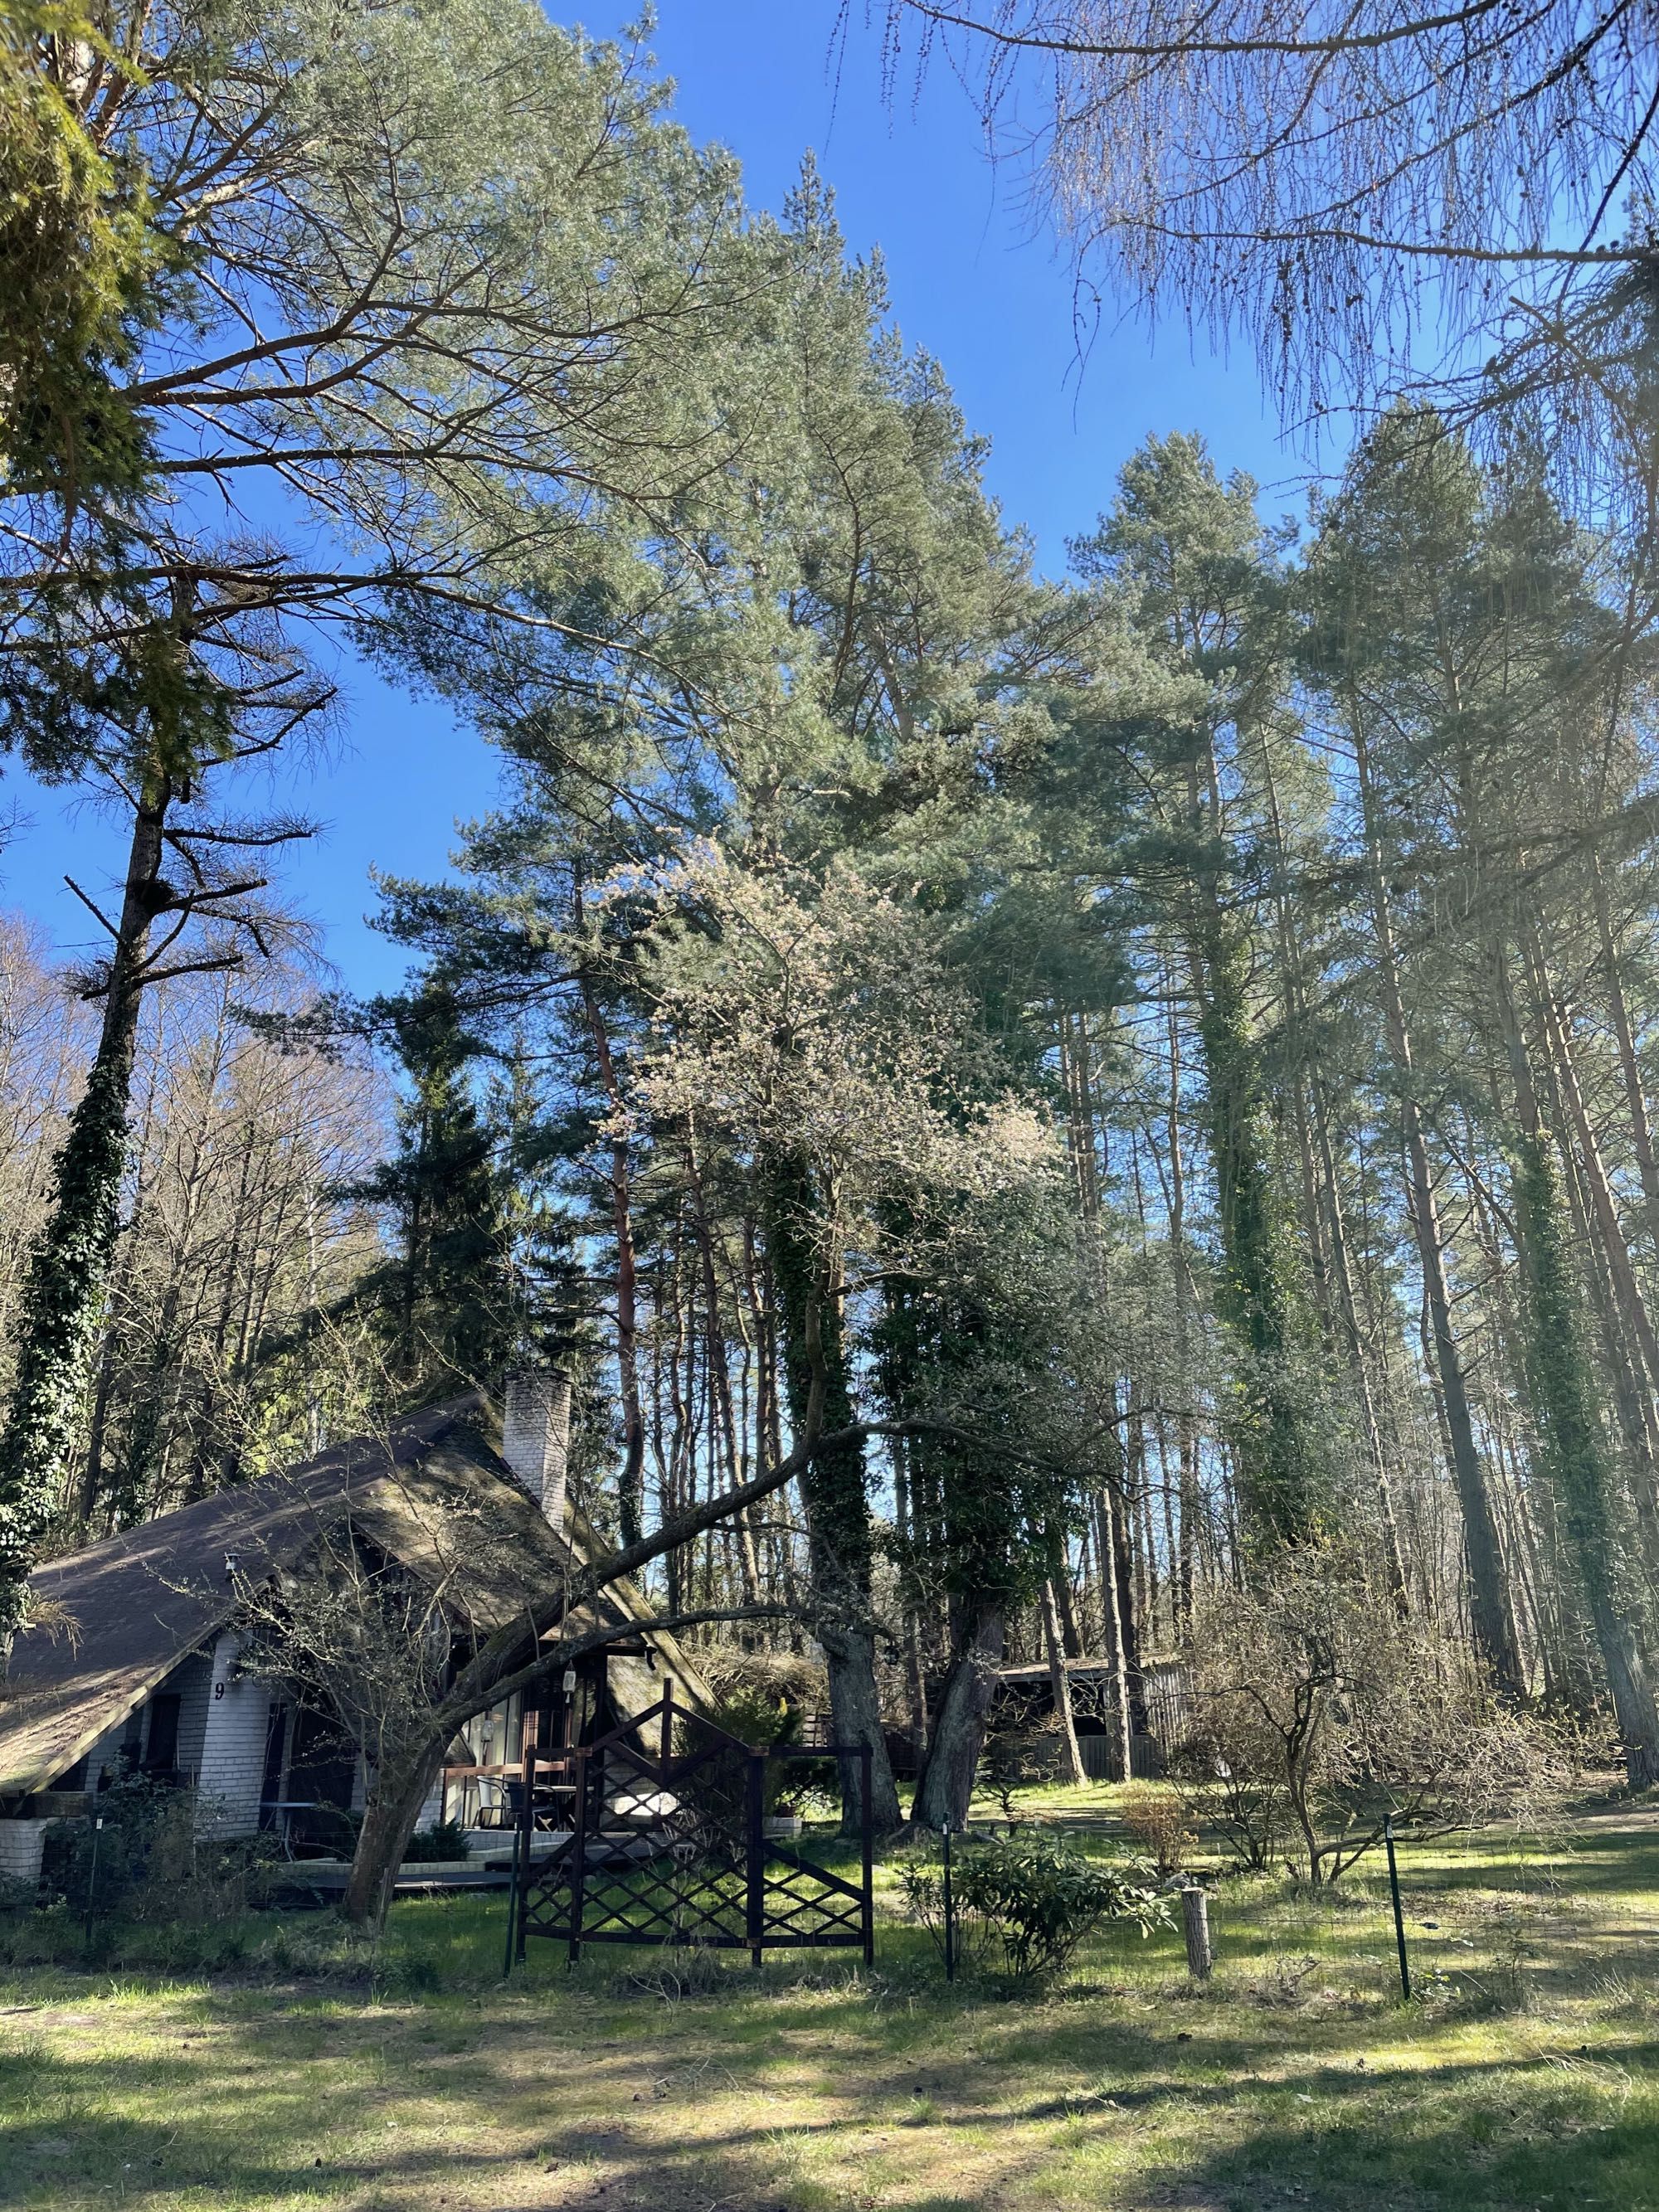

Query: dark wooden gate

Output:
[514, 1686, 873, 1967]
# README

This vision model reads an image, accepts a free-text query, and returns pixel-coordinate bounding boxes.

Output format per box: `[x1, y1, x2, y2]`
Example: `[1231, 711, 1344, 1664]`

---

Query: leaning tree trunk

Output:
[0, 778, 169, 1638]
[343, 1735, 450, 1932]
[766, 1154, 901, 1835]
[911, 1599, 1004, 1830]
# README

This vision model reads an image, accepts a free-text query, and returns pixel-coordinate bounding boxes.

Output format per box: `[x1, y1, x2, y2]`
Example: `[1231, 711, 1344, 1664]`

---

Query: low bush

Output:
[902, 1831, 1170, 1981]
[0, 1873, 38, 1915]
[37, 1772, 191, 1916]
[401, 1820, 471, 1863]
[1118, 1785, 1199, 1879]
[675, 1694, 805, 1832]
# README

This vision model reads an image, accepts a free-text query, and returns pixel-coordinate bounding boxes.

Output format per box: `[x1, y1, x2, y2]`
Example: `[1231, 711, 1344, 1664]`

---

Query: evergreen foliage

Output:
[7, 7, 1659, 1828]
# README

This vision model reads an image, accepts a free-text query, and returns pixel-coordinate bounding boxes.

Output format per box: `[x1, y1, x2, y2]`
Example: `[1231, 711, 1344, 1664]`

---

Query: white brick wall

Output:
[0, 1819, 50, 1884]
[503, 1369, 571, 1523]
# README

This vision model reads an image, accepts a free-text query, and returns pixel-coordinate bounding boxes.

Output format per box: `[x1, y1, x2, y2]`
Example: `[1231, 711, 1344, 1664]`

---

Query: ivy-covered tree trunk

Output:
[1354, 734, 1522, 1688]
[0, 778, 168, 1640]
[1510, 1128, 1659, 1787]
[766, 1153, 901, 1835]
[1497, 962, 1659, 1785]
[1190, 910, 1327, 1553]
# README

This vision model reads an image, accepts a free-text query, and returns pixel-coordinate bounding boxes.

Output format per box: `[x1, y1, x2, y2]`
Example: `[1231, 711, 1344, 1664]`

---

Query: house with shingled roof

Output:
[0, 1378, 710, 1885]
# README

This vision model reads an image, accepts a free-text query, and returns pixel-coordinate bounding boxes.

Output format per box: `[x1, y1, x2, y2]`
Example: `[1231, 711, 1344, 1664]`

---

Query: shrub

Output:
[902, 1831, 1170, 1981]
[701, 1686, 802, 1752]
[1118, 1784, 1198, 1878]
[898, 1848, 998, 1976]
[37, 1772, 184, 1915]
[1178, 1549, 1560, 1884]
[674, 1694, 803, 1833]
[401, 1820, 471, 1864]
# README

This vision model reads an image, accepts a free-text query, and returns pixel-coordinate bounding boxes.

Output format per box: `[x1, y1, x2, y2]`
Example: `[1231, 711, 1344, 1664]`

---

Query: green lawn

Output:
[2, 1796, 1658, 2210]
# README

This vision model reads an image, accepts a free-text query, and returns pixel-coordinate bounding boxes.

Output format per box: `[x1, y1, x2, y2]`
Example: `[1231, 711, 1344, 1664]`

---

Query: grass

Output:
[2, 1791, 1658, 2210]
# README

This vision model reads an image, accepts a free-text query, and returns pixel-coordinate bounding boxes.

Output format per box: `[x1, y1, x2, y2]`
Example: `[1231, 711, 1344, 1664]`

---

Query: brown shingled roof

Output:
[0, 1394, 709, 1800]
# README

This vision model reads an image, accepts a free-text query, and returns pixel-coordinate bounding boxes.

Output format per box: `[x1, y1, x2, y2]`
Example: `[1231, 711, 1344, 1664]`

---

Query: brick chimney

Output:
[502, 1369, 572, 1529]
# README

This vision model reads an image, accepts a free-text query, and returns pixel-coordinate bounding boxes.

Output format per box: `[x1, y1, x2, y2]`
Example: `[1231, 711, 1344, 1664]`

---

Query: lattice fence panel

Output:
[513, 1699, 872, 1965]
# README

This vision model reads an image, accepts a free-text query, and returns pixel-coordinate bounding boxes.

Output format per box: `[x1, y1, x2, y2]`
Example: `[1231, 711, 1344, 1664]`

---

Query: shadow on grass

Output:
[2, 1817, 1657, 2212]
[4, 1967, 1658, 2212]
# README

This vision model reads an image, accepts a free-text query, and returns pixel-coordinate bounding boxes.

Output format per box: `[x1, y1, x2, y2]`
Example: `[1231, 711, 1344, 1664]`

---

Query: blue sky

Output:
[0, 2, 1308, 999]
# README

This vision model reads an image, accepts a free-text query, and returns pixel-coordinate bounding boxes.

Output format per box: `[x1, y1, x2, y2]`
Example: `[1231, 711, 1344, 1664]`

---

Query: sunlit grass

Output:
[1, 1805, 1657, 2209]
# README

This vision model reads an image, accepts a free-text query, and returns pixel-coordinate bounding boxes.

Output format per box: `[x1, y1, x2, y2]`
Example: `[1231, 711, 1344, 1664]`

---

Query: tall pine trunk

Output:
[577, 954, 646, 1552]
[766, 1153, 901, 1835]
[1309, 1073, 1410, 1611]
[1352, 720, 1523, 1691]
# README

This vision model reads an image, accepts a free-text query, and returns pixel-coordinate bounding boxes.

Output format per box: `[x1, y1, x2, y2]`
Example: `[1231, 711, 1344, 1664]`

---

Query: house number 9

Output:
[214, 1681, 226, 1699]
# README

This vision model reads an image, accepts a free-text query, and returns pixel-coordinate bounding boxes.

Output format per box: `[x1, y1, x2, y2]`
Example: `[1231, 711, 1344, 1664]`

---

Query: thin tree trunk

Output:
[893, 1444, 929, 1767]
[1309, 1074, 1410, 1612]
[1096, 1487, 1136, 1782]
[1592, 857, 1659, 1231]
[1495, 955, 1659, 1787]
[1040, 1578, 1087, 1785]
[1533, 945, 1659, 1403]
[1351, 716, 1522, 1692]
[576, 941, 646, 1553]
[1165, 987, 1199, 1633]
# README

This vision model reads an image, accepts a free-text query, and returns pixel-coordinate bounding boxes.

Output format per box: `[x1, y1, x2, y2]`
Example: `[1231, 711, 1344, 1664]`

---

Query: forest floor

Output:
[2, 1792, 1658, 2212]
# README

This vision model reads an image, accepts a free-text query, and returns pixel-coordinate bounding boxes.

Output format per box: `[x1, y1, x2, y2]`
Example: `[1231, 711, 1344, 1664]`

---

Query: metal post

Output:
[747, 1751, 766, 1969]
[1384, 1813, 1411, 2002]
[514, 1744, 535, 1962]
[661, 1677, 674, 1778]
[567, 1748, 591, 1969]
[941, 1821, 956, 1984]
[503, 1800, 523, 1980]
[860, 1743, 874, 1969]
[83, 1813, 103, 1942]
